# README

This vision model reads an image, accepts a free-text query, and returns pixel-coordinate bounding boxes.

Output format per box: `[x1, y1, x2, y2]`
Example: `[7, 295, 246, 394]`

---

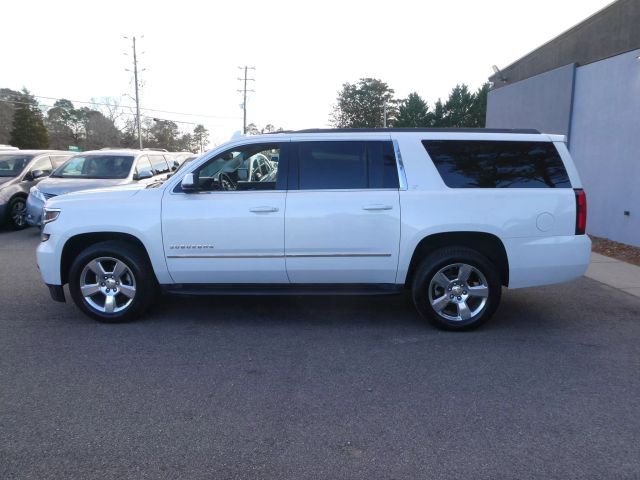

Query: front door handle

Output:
[362, 204, 393, 211]
[249, 206, 279, 213]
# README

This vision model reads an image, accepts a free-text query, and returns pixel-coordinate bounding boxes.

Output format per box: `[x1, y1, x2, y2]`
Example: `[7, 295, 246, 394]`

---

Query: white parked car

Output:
[36, 128, 590, 330]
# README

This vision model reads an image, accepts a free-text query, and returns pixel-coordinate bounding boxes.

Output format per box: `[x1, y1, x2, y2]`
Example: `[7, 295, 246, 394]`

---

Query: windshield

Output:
[0, 154, 34, 177]
[52, 155, 134, 179]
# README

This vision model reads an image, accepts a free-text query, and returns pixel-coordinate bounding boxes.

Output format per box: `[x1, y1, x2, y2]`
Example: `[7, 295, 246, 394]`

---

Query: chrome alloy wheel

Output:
[428, 263, 489, 322]
[79, 257, 136, 314]
[11, 199, 26, 227]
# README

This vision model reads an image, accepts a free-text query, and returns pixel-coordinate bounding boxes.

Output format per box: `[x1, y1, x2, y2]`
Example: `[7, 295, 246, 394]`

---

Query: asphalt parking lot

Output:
[1, 228, 639, 479]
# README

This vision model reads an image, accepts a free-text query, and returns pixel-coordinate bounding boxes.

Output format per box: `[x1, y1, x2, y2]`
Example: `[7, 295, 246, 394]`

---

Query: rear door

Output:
[285, 138, 401, 283]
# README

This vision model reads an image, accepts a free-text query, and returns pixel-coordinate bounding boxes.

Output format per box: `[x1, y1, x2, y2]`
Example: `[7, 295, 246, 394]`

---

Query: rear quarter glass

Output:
[422, 140, 571, 188]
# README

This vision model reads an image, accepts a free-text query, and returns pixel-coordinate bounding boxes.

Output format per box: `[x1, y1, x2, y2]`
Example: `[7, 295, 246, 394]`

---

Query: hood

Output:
[46, 184, 144, 207]
[36, 177, 127, 196]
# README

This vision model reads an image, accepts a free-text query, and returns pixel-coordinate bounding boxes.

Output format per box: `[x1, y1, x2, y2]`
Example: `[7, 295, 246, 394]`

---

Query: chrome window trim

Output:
[392, 139, 408, 191]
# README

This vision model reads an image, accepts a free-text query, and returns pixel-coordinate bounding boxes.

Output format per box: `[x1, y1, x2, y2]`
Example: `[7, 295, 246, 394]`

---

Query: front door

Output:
[162, 141, 289, 284]
[285, 139, 401, 284]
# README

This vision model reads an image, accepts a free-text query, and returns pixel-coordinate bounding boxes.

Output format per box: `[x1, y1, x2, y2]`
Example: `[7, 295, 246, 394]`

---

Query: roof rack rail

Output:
[285, 128, 540, 134]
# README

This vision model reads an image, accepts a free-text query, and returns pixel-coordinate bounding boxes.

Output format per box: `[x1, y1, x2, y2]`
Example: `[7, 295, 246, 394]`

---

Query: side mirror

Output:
[134, 170, 153, 181]
[181, 173, 196, 191]
[172, 160, 179, 171]
[28, 169, 45, 181]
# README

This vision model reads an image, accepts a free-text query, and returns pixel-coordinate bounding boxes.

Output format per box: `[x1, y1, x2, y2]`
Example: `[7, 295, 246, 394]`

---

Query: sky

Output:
[1, 0, 614, 146]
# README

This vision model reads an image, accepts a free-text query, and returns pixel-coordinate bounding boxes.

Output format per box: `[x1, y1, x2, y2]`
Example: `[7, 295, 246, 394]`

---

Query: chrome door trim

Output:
[167, 253, 392, 259]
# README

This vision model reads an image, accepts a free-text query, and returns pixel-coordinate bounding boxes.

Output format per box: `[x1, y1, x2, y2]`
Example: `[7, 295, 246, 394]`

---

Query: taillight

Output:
[574, 189, 587, 235]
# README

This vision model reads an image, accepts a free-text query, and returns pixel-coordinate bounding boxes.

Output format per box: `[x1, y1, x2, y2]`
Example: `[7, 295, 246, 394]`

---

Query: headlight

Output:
[42, 207, 61, 224]
[30, 186, 46, 202]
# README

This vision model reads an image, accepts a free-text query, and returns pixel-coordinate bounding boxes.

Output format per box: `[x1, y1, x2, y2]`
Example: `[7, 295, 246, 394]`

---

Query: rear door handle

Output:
[362, 204, 393, 211]
[250, 206, 279, 213]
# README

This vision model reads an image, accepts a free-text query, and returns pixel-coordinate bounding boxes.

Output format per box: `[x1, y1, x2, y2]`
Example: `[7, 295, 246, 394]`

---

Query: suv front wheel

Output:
[412, 247, 502, 331]
[68, 241, 156, 322]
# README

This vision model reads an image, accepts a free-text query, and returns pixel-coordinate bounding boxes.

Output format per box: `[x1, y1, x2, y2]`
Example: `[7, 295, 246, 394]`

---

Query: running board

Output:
[162, 283, 404, 296]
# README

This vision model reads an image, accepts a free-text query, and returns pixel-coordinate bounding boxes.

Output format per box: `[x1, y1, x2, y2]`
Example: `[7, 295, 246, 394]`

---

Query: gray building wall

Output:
[569, 49, 640, 246]
[488, 0, 640, 87]
[486, 48, 640, 247]
[486, 64, 576, 137]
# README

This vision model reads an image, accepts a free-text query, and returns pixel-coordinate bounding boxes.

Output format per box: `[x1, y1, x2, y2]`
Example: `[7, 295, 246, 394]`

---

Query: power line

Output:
[237, 66, 255, 134]
[31, 95, 242, 120]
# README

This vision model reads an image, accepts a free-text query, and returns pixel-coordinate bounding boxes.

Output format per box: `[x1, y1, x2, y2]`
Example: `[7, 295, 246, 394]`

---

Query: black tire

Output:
[7, 196, 28, 230]
[411, 247, 502, 331]
[68, 240, 157, 323]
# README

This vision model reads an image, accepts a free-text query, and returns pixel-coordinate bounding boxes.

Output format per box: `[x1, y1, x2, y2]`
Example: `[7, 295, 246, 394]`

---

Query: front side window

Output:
[30, 156, 53, 175]
[0, 154, 34, 177]
[190, 143, 281, 192]
[52, 155, 134, 179]
[135, 156, 153, 177]
[295, 141, 399, 190]
[422, 140, 571, 188]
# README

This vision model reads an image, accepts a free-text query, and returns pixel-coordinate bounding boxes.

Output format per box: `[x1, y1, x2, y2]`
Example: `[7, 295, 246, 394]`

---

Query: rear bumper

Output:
[505, 234, 591, 289]
[26, 193, 44, 227]
[0, 202, 6, 224]
[47, 284, 66, 302]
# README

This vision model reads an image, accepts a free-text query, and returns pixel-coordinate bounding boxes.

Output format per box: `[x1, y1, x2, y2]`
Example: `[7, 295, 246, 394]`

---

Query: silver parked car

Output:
[26, 149, 174, 226]
[0, 150, 73, 229]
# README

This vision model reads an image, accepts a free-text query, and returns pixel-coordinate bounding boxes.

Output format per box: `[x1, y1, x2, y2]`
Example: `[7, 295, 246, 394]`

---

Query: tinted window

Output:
[149, 154, 170, 174]
[53, 155, 134, 179]
[296, 141, 398, 190]
[0, 154, 34, 177]
[423, 140, 571, 188]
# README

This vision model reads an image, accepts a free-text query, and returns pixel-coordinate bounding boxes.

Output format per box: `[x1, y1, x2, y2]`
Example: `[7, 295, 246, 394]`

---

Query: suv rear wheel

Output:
[68, 241, 156, 322]
[412, 247, 501, 331]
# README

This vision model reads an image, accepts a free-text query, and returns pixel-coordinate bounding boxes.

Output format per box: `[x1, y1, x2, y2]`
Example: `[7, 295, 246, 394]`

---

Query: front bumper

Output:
[26, 193, 44, 227]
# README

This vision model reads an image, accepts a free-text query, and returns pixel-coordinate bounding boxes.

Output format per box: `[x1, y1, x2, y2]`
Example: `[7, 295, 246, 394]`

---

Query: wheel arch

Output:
[60, 232, 157, 285]
[403, 231, 509, 287]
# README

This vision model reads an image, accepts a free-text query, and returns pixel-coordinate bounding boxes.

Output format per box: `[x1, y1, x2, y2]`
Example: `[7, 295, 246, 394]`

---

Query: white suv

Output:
[36, 129, 591, 330]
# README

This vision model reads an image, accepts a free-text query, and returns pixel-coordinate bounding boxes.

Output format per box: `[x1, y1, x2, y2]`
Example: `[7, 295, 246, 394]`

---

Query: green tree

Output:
[9, 89, 48, 149]
[443, 84, 475, 127]
[430, 99, 447, 127]
[468, 83, 489, 127]
[330, 78, 397, 128]
[192, 124, 209, 152]
[149, 120, 180, 150]
[0, 88, 21, 145]
[395, 92, 430, 128]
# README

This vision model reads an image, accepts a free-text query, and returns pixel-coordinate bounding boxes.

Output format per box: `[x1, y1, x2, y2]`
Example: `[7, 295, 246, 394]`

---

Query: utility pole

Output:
[237, 66, 255, 134]
[383, 103, 388, 128]
[124, 35, 144, 149]
[132, 37, 142, 149]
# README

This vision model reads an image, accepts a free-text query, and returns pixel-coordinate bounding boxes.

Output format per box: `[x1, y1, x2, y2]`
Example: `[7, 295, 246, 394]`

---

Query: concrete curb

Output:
[585, 252, 640, 298]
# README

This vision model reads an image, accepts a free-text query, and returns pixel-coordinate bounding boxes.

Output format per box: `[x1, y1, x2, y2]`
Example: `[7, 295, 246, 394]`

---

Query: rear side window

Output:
[422, 140, 571, 188]
[296, 141, 399, 190]
[149, 154, 170, 175]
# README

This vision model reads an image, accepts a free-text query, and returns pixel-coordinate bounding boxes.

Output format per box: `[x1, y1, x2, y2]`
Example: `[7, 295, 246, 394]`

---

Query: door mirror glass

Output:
[30, 169, 45, 180]
[181, 173, 196, 191]
[135, 170, 153, 180]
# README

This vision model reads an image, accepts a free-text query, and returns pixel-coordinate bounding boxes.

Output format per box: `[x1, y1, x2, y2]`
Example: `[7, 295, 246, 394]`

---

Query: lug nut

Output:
[450, 294, 454, 299]
[101, 282, 105, 286]
[106, 288, 110, 293]
[463, 290, 467, 295]
[457, 296, 462, 300]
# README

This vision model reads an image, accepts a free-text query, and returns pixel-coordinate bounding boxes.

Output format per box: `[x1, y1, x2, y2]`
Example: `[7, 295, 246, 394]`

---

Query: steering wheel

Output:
[219, 172, 237, 191]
